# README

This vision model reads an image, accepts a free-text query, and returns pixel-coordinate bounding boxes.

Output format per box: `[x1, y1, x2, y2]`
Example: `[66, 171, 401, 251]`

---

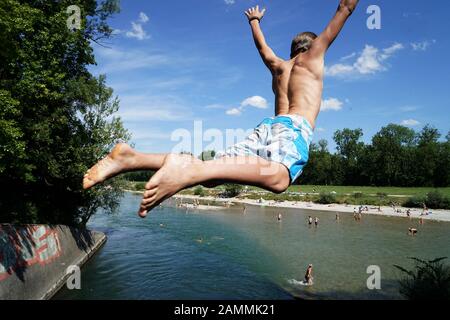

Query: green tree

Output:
[414, 125, 440, 186]
[0, 0, 129, 226]
[199, 150, 216, 161]
[370, 124, 416, 186]
[333, 128, 365, 185]
[300, 140, 334, 185]
[436, 132, 450, 187]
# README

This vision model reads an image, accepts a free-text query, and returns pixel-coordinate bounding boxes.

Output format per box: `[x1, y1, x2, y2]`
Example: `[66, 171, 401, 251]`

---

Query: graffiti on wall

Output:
[0, 225, 62, 281]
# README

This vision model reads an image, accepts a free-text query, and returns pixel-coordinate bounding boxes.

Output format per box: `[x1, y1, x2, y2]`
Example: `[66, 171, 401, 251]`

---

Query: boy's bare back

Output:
[245, 0, 359, 128]
[271, 53, 324, 128]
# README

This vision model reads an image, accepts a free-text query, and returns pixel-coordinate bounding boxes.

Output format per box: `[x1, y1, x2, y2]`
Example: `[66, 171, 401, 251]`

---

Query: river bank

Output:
[0, 224, 106, 299]
[170, 194, 450, 222]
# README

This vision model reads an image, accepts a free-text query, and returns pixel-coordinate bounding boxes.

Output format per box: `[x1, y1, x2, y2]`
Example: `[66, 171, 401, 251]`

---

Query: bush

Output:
[403, 196, 426, 208]
[134, 182, 146, 191]
[316, 192, 337, 204]
[353, 192, 363, 199]
[426, 190, 450, 209]
[377, 192, 388, 198]
[394, 257, 450, 300]
[194, 186, 205, 197]
[221, 184, 243, 198]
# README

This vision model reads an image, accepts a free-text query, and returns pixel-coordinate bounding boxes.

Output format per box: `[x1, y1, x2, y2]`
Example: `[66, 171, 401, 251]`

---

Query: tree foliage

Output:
[0, 0, 130, 226]
[298, 124, 450, 187]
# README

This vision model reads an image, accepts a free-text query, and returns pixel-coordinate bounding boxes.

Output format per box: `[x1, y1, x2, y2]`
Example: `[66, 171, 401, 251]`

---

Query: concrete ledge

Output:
[0, 224, 106, 300]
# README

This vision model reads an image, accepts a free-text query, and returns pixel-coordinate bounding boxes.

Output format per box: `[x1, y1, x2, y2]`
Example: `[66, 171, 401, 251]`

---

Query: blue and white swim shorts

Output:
[215, 114, 314, 184]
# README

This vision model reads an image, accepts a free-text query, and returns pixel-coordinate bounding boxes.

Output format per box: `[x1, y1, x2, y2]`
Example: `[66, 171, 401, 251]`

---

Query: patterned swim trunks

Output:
[215, 114, 314, 184]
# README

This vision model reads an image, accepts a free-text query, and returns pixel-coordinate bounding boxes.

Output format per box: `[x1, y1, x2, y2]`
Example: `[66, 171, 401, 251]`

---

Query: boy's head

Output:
[290, 32, 318, 58]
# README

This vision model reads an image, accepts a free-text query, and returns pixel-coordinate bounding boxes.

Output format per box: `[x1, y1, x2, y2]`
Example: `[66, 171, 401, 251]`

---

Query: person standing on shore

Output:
[422, 203, 428, 216]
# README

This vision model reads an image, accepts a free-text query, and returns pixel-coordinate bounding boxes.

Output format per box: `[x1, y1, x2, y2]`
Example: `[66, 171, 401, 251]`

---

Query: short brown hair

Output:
[290, 32, 318, 58]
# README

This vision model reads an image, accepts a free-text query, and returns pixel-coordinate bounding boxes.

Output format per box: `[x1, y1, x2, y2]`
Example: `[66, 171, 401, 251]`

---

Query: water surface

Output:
[55, 192, 450, 299]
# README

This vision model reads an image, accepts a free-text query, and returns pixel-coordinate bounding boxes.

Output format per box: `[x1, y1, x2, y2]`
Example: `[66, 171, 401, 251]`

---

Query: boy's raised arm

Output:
[245, 6, 282, 72]
[312, 0, 360, 54]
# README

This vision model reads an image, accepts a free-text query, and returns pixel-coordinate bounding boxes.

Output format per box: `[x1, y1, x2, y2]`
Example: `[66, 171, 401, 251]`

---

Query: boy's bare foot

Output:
[138, 154, 202, 217]
[83, 143, 136, 189]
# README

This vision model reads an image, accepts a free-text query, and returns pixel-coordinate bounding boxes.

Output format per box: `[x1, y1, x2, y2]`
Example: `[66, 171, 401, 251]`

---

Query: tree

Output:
[414, 125, 440, 186]
[370, 124, 416, 186]
[436, 132, 450, 187]
[0, 0, 129, 226]
[333, 128, 365, 185]
[199, 150, 216, 161]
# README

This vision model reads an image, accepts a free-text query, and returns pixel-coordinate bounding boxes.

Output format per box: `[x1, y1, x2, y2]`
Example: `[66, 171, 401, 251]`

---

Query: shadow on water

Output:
[0, 224, 94, 282]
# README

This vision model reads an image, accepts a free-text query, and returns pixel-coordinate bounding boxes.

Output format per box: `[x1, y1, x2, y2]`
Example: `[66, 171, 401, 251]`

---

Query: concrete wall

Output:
[0, 224, 106, 300]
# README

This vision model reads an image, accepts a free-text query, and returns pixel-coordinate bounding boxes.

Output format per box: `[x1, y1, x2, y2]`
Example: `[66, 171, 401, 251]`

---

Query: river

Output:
[54, 192, 450, 299]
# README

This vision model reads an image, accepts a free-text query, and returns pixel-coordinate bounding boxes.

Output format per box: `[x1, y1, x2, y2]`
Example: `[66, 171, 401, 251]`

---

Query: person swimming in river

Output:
[277, 213, 282, 221]
[304, 264, 314, 285]
[82, 1, 360, 217]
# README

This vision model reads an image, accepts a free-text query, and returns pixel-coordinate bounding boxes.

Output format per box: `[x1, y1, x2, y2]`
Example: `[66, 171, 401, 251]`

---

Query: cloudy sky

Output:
[90, 0, 450, 154]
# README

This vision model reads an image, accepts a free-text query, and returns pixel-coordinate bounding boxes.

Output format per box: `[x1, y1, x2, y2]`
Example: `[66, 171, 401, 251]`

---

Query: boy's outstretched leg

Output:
[83, 143, 167, 189]
[138, 154, 290, 217]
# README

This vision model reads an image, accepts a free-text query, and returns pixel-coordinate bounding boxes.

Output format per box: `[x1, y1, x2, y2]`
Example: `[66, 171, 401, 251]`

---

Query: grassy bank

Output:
[124, 181, 450, 209]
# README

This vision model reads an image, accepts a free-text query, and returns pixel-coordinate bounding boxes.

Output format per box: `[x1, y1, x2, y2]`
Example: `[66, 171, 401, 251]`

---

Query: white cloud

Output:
[326, 43, 404, 77]
[126, 22, 149, 40]
[139, 12, 149, 23]
[126, 12, 150, 40]
[226, 108, 242, 116]
[224, 0, 235, 5]
[321, 98, 344, 111]
[225, 95, 269, 116]
[340, 52, 356, 61]
[401, 119, 420, 126]
[316, 127, 326, 132]
[241, 96, 268, 109]
[411, 40, 436, 51]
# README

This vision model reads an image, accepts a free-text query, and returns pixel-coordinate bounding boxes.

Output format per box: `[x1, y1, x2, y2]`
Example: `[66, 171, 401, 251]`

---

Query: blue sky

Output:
[90, 0, 450, 154]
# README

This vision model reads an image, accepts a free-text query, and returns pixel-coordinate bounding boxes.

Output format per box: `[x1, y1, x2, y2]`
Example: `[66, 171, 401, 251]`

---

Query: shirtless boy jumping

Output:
[83, 0, 359, 217]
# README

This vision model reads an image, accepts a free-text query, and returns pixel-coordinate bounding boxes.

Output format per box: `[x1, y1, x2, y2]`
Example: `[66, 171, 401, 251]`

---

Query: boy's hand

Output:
[340, 0, 359, 13]
[245, 5, 266, 22]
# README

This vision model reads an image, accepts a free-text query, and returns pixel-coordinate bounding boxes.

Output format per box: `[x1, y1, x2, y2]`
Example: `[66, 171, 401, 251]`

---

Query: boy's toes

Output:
[138, 209, 148, 218]
[143, 188, 157, 198]
[141, 195, 157, 206]
[138, 188, 158, 217]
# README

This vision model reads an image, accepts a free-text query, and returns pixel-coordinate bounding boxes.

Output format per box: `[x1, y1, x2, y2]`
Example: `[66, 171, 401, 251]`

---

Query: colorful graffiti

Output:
[0, 225, 62, 281]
